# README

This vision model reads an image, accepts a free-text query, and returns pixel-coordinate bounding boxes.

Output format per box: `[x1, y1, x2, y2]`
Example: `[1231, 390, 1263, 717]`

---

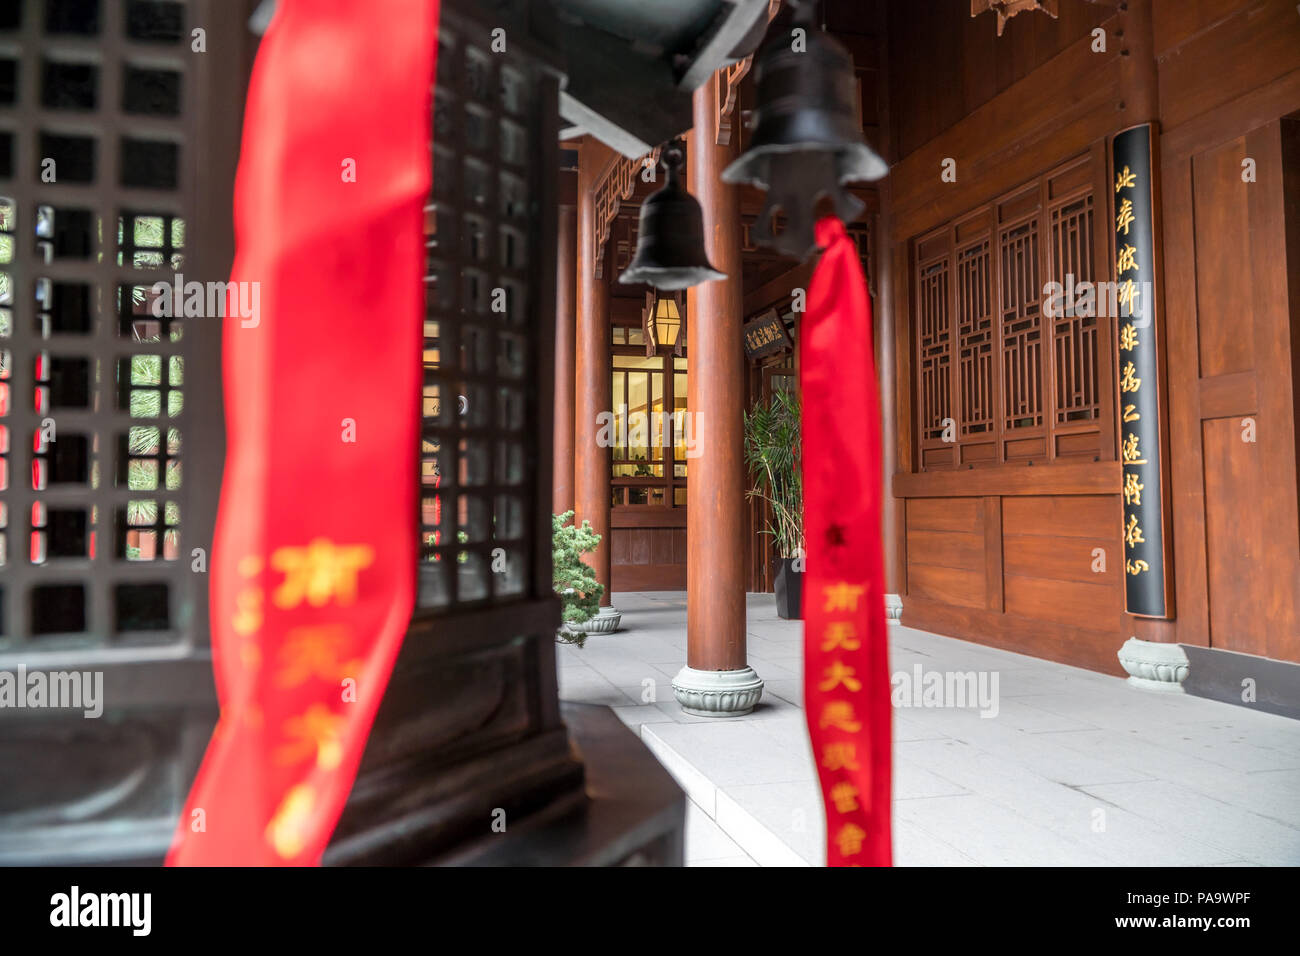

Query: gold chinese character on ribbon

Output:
[271, 538, 376, 609]
[1123, 472, 1144, 506]
[276, 704, 345, 770]
[830, 782, 860, 814]
[821, 621, 861, 652]
[1126, 558, 1150, 576]
[1122, 433, 1148, 465]
[276, 624, 363, 688]
[819, 700, 862, 733]
[823, 582, 866, 613]
[819, 661, 862, 693]
[1120, 361, 1142, 394]
[1119, 324, 1139, 352]
[834, 823, 866, 857]
[1115, 166, 1137, 192]
[233, 587, 264, 637]
[265, 783, 316, 859]
[1123, 403, 1140, 423]
[1116, 197, 1135, 236]
[822, 742, 860, 772]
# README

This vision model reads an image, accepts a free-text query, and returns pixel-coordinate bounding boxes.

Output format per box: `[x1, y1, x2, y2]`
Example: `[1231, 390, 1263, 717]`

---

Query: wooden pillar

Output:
[553, 202, 577, 516]
[685, 75, 749, 673]
[874, 16, 903, 618]
[1118, 0, 1177, 646]
[575, 141, 614, 606]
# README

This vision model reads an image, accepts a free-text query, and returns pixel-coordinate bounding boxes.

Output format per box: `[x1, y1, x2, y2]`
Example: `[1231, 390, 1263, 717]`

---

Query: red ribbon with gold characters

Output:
[167, 0, 440, 865]
[800, 216, 892, 867]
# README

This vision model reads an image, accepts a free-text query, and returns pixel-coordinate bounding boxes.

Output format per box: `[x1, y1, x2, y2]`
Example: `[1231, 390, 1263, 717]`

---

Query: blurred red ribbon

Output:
[800, 216, 892, 867]
[167, 0, 438, 865]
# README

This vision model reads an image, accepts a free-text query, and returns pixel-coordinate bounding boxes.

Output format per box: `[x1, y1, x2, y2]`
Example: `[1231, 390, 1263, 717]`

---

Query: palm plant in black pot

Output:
[744, 388, 804, 619]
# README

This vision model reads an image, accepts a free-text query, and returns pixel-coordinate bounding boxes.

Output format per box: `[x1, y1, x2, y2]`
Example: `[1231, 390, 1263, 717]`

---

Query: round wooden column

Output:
[672, 74, 763, 717]
[553, 202, 577, 517]
[1119, 0, 1175, 645]
[575, 142, 614, 608]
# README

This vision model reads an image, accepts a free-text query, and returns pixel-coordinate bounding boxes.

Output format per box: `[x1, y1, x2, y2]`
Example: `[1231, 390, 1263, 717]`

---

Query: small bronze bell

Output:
[619, 145, 726, 291]
[722, 0, 887, 260]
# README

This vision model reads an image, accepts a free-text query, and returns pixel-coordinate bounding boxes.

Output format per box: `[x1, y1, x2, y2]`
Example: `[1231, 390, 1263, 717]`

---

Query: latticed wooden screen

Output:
[916, 255, 950, 444]
[418, 13, 544, 608]
[1051, 194, 1099, 426]
[912, 153, 1112, 470]
[0, 0, 221, 644]
[956, 239, 993, 438]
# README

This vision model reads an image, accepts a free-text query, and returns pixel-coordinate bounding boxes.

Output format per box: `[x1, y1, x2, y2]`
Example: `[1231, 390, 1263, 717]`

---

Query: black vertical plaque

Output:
[1112, 124, 1168, 617]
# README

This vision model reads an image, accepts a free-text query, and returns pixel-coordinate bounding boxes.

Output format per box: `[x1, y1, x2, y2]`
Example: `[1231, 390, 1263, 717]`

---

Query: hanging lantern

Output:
[642, 290, 686, 358]
[721, 0, 887, 260]
[619, 143, 726, 291]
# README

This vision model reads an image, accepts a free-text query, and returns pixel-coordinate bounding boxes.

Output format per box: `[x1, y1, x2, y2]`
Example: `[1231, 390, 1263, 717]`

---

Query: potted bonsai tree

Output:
[552, 510, 605, 646]
[744, 389, 804, 619]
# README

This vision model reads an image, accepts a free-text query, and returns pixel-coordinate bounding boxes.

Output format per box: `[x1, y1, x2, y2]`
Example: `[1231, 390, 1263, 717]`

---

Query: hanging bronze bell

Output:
[721, 0, 887, 260]
[619, 145, 726, 291]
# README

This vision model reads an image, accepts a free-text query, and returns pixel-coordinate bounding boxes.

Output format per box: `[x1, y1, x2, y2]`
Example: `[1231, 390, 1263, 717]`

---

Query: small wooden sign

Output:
[742, 310, 791, 359]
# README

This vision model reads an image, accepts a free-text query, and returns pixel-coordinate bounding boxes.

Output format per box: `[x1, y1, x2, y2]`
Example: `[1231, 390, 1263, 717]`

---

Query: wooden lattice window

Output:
[1051, 194, 1099, 425]
[911, 152, 1113, 470]
[956, 239, 993, 438]
[916, 252, 950, 444]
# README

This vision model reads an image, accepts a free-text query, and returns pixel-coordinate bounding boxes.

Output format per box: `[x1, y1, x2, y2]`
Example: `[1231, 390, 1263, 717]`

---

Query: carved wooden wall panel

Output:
[909, 152, 1111, 471]
[955, 239, 993, 443]
[915, 253, 951, 459]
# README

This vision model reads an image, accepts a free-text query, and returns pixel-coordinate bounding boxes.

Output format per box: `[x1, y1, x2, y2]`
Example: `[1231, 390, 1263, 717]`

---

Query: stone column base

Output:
[584, 605, 622, 634]
[1117, 637, 1189, 693]
[884, 593, 903, 625]
[671, 665, 764, 717]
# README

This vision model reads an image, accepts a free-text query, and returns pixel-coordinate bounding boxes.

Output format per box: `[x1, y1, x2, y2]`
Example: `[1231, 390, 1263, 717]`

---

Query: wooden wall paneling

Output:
[1200, 418, 1270, 657]
[903, 596, 1127, 675]
[888, 0, 1108, 160]
[1152, 0, 1259, 55]
[907, 528, 985, 568]
[894, 460, 1119, 498]
[983, 496, 1005, 611]
[907, 495, 983, 532]
[905, 495, 986, 609]
[1194, 138, 1257, 377]
[1003, 530, 1118, 582]
[907, 564, 987, 609]
[889, 18, 1120, 241]
[1003, 573, 1123, 631]
[1155, 0, 1300, 135]
[1161, 150, 1211, 647]
[1245, 120, 1300, 662]
[1003, 493, 1120, 535]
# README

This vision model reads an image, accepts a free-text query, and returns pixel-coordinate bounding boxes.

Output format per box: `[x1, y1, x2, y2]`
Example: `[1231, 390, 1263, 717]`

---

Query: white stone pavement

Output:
[556, 591, 1300, 867]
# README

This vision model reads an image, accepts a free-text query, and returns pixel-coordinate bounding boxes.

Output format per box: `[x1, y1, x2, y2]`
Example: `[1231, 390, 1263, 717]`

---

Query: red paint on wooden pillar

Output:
[553, 203, 577, 517]
[575, 142, 614, 605]
[686, 75, 748, 670]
